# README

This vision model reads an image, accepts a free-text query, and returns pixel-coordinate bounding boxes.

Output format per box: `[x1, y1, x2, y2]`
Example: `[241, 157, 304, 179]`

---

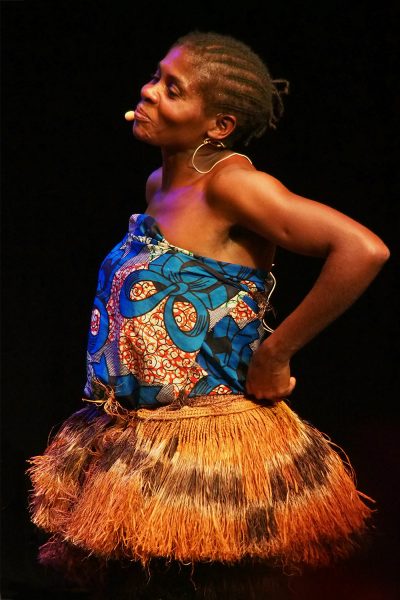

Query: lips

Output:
[134, 105, 151, 122]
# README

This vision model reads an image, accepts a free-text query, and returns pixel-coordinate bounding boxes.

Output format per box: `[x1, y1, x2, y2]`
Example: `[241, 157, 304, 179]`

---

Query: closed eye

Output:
[166, 86, 180, 98]
[149, 72, 180, 98]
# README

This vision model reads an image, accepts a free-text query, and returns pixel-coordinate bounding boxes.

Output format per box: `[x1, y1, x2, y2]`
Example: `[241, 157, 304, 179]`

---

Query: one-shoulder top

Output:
[84, 213, 276, 408]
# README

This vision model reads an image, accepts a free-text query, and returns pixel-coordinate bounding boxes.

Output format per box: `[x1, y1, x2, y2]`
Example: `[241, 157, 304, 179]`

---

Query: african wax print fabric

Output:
[84, 213, 274, 407]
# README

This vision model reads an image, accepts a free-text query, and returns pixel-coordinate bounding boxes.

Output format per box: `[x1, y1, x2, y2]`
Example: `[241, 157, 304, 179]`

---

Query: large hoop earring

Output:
[191, 137, 226, 174]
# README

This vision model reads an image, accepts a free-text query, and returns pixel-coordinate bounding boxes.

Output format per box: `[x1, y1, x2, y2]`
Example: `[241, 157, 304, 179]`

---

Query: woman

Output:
[28, 31, 389, 573]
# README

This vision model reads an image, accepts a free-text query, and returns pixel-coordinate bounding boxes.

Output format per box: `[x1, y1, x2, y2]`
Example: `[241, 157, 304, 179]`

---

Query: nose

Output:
[141, 81, 159, 104]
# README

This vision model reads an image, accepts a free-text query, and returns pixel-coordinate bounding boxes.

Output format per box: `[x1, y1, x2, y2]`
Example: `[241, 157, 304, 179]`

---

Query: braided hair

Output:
[170, 31, 289, 147]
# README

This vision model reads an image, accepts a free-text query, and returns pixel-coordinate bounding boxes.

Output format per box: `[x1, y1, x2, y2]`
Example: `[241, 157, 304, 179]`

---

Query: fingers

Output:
[245, 376, 297, 402]
[124, 110, 135, 121]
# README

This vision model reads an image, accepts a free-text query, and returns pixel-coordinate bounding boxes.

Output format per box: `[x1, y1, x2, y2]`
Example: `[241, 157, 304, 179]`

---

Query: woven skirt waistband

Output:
[83, 392, 273, 421]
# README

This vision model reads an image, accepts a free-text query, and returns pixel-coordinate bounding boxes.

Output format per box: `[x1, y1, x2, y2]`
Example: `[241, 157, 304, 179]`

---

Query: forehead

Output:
[159, 46, 199, 89]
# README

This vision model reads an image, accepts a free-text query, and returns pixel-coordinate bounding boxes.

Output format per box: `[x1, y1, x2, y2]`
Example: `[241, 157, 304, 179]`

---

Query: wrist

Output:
[258, 334, 295, 363]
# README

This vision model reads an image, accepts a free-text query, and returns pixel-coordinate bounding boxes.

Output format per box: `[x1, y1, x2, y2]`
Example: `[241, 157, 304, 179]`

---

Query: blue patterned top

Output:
[84, 213, 275, 407]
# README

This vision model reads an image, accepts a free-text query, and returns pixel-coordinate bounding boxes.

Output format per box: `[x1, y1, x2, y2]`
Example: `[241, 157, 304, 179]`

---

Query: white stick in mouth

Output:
[124, 110, 135, 121]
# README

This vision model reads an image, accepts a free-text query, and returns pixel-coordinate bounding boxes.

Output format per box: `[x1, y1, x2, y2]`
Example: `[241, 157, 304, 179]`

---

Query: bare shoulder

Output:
[145, 167, 162, 203]
[207, 157, 389, 259]
[207, 160, 290, 223]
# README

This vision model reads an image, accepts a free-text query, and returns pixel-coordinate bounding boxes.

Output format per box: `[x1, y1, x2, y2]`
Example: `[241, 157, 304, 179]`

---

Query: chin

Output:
[132, 127, 156, 146]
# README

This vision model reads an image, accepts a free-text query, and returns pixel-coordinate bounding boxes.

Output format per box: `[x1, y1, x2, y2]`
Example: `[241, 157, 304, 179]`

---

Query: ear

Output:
[207, 113, 237, 142]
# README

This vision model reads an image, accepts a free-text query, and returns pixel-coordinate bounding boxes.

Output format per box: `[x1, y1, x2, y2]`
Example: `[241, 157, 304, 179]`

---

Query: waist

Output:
[83, 391, 266, 420]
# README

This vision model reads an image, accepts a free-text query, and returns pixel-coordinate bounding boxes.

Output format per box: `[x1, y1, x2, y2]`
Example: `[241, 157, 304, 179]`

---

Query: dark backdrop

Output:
[2, 1, 399, 598]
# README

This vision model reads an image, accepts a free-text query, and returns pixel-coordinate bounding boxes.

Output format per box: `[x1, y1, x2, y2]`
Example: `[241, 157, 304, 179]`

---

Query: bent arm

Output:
[209, 168, 390, 400]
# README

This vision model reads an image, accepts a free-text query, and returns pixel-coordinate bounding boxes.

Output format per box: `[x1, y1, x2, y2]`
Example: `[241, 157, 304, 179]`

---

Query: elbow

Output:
[363, 238, 390, 270]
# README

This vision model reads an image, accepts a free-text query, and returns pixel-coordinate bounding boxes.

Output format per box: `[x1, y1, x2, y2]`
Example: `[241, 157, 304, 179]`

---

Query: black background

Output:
[2, 1, 399, 598]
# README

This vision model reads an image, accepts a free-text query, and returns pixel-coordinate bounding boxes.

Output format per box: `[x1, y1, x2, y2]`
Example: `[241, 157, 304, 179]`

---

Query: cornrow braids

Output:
[170, 31, 289, 147]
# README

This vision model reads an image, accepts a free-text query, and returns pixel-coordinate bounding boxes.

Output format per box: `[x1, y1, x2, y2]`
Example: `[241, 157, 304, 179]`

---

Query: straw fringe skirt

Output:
[27, 392, 374, 571]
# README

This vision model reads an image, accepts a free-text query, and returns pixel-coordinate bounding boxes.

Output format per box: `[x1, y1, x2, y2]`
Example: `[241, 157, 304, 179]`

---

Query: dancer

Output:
[28, 31, 389, 573]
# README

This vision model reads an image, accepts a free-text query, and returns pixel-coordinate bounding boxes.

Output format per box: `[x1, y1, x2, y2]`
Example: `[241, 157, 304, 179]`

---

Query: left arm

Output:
[208, 167, 390, 401]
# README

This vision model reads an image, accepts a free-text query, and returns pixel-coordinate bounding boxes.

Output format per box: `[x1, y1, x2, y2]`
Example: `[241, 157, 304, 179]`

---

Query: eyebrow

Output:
[157, 61, 187, 89]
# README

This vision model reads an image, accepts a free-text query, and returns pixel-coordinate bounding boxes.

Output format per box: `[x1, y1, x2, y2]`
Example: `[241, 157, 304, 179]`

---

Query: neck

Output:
[160, 147, 203, 190]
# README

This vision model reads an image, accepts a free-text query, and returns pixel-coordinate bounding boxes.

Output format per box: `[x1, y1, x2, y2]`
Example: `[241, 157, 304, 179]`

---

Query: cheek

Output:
[159, 98, 204, 125]
[159, 106, 188, 125]
[163, 109, 206, 138]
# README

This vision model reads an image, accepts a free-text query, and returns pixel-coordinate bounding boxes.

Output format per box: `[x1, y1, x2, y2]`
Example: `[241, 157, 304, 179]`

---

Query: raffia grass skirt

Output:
[27, 392, 374, 572]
